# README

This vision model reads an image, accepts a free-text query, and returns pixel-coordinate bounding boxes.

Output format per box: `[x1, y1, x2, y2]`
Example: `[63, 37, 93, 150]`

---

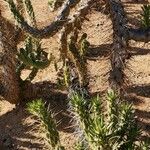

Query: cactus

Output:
[68, 32, 90, 87]
[17, 36, 52, 81]
[48, 0, 65, 11]
[5, 0, 82, 38]
[69, 90, 147, 150]
[27, 99, 65, 150]
[15, 0, 52, 81]
[141, 5, 150, 29]
[139, 139, 150, 150]
[23, 0, 37, 26]
[17, 45, 51, 69]
[57, 60, 70, 89]
[57, 32, 90, 90]
[25, 92, 149, 150]
[4, 0, 26, 26]
[78, 33, 90, 57]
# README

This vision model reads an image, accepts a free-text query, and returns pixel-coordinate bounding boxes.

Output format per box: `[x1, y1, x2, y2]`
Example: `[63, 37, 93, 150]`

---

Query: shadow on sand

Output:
[0, 81, 74, 149]
[125, 84, 150, 138]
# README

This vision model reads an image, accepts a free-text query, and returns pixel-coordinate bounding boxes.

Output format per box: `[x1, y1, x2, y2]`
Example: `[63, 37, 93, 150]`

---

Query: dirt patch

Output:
[0, 0, 150, 149]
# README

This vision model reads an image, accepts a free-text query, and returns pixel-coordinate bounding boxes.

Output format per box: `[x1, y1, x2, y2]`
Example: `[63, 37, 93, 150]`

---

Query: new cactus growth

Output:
[27, 99, 65, 150]
[24, 0, 37, 26]
[16, 0, 52, 81]
[141, 5, 150, 29]
[17, 40, 51, 69]
[17, 36, 51, 81]
[70, 90, 148, 150]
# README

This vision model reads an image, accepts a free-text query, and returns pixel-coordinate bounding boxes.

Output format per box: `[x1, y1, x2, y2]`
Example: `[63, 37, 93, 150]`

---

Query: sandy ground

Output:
[0, 0, 150, 149]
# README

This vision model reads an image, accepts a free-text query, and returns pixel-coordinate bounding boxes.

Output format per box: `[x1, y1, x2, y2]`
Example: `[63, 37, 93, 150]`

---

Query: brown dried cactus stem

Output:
[6, 0, 150, 40]
[59, 0, 93, 60]
[0, 13, 20, 104]
[5, 0, 81, 38]
[16, 0, 24, 16]
[103, 0, 150, 42]
[108, 0, 129, 93]
[59, 0, 94, 89]
[21, 1, 94, 100]
[14, 0, 25, 41]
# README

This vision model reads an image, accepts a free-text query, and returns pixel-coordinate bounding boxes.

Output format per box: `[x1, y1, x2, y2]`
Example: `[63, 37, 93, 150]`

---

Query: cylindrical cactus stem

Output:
[59, 0, 94, 86]
[108, 0, 129, 94]
[16, 0, 24, 15]
[23, 0, 37, 27]
[0, 13, 20, 104]
[48, 0, 65, 11]
[5, 0, 82, 38]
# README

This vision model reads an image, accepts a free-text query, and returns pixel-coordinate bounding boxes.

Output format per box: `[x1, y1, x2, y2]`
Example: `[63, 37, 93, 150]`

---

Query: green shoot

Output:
[27, 99, 65, 150]
[141, 5, 150, 29]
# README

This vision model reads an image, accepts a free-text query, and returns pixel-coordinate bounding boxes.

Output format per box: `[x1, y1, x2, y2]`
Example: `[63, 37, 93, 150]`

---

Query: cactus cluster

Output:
[27, 92, 150, 150]
[17, 36, 51, 81]
[14, 0, 52, 81]
[57, 32, 90, 89]
[2, 1, 150, 148]
[70, 90, 150, 150]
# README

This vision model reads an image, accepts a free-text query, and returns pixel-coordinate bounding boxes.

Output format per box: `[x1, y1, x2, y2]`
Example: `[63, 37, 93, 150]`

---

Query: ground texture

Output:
[0, 0, 150, 149]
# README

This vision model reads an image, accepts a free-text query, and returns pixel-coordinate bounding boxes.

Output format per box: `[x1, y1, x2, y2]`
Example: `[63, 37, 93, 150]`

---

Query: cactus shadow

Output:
[0, 104, 44, 149]
[125, 84, 150, 137]
[0, 81, 75, 149]
[135, 109, 150, 138]
[22, 80, 75, 132]
[126, 84, 150, 98]
[86, 44, 111, 60]
[128, 46, 150, 56]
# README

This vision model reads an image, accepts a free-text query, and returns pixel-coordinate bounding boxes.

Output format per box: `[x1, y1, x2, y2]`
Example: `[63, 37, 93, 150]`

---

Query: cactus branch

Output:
[23, 0, 37, 27]
[108, 0, 129, 93]
[5, 0, 81, 38]
[59, 0, 94, 61]
[59, 0, 94, 89]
